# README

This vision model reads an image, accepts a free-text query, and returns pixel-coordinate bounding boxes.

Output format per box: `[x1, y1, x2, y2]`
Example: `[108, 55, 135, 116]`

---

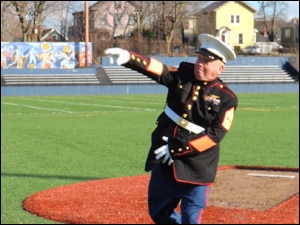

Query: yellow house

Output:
[197, 1, 256, 51]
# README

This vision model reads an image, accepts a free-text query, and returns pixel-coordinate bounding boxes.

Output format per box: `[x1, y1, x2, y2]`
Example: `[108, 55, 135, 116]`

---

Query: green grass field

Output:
[1, 93, 299, 224]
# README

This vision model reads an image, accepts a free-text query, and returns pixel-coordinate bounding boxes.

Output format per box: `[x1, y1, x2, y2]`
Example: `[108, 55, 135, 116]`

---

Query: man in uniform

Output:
[105, 33, 238, 224]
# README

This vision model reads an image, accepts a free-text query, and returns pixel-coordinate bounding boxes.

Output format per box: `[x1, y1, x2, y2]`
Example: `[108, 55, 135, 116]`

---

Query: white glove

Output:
[154, 136, 173, 166]
[104, 47, 130, 65]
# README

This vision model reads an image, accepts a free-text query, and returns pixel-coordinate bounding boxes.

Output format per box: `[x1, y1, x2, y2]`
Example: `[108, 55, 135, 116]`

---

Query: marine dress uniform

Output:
[105, 33, 238, 224]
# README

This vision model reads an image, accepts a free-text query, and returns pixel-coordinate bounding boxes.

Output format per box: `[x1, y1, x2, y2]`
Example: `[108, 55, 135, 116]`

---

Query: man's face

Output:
[194, 53, 224, 82]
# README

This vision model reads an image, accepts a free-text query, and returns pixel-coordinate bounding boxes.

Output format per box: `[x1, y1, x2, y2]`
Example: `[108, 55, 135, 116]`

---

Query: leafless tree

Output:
[1, 1, 21, 41]
[8, 1, 45, 41]
[3, 1, 208, 54]
[5, 1, 64, 42]
[130, 1, 208, 55]
[43, 1, 75, 40]
[255, 1, 288, 42]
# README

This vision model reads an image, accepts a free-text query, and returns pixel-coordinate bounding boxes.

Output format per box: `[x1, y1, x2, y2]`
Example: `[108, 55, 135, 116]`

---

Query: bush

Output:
[234, 46, 242, 54]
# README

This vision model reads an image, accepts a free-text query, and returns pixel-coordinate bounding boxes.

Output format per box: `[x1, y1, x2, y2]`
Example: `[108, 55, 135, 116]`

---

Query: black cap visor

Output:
[196, 48, 223, 62]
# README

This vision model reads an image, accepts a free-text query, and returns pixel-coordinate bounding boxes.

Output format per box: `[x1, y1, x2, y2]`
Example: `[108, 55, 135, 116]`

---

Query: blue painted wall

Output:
[1, 83, 298, 96]
[1, 42, 92, 69]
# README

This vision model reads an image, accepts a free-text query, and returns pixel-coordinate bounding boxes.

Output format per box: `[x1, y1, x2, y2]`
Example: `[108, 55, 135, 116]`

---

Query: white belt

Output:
[164, 105, 205, 134]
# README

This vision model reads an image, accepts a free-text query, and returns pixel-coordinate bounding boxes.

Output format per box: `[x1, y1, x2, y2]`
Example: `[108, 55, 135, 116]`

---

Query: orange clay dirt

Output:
[23, 165, 299, 224]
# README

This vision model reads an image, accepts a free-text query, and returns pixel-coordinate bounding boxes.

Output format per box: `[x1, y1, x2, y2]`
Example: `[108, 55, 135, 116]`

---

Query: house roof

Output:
[200, 1, 256, 14]
[41, 28, 68, 41]
[88, 1, 136, 12]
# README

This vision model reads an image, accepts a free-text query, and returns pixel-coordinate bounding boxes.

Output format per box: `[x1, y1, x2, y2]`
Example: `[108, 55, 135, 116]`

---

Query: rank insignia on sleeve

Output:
[222, 107, 235, 130]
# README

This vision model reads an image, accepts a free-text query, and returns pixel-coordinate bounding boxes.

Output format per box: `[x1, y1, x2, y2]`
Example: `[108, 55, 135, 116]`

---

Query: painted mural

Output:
[1, 42, 92, 69]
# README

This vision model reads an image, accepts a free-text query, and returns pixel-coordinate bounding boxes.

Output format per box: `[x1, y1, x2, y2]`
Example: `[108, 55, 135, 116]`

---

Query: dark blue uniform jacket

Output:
[124, 52, 238, 185]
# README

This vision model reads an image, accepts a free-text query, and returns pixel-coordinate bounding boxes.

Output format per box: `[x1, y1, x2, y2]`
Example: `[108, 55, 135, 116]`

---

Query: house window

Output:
[128, 15, 135, 25]
[52, 34, 57, 40]
[114, 14, 121, 26]
[238, 33, 243, 44]
[221, 35, 225, 42]
[231, 15, 240, 24]
[284, 29, 291, 38]
[100, 15, 107, 25]
[115, 1, 121, 9]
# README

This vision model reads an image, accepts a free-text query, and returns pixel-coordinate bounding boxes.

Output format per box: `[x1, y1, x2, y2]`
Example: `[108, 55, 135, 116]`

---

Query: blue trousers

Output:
[148, 164, 211, 224]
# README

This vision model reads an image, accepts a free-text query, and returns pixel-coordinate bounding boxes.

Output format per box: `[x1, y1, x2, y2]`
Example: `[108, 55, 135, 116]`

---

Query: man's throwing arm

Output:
[104, 47, 173, 83]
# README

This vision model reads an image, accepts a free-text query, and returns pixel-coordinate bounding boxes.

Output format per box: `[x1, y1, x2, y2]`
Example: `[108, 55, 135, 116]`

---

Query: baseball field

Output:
[1, 93, 299, 224]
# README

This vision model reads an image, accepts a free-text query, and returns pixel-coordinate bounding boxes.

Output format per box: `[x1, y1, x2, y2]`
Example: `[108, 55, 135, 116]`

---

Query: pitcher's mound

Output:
[23, 165, 299, 224]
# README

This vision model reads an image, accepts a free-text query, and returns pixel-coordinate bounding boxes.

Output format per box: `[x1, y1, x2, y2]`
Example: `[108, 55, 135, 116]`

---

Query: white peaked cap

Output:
[196, 33, 236, 64]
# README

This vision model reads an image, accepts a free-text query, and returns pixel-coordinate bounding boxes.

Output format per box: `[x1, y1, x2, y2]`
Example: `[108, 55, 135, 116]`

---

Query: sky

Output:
[245, 1, 299, 19]
[286, 1, 299, 18]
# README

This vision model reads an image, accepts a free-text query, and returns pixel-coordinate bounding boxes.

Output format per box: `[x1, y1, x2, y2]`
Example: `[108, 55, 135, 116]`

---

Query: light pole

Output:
[85, 0, 90, 67]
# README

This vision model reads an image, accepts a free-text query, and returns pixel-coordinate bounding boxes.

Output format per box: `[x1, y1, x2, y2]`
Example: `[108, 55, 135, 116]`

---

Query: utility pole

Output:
[85, 1, 90, 67]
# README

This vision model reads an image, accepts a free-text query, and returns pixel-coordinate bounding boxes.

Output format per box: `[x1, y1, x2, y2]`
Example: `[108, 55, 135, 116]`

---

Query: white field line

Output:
[19, 98, 157, 111]
[64, 96, 164, 106]
[238, 107, 270, 112]
[238, 102, 299, 111]
[247, 173, 295, 179]
[1, 102, 74, 113]
[238, 106, 299, 111]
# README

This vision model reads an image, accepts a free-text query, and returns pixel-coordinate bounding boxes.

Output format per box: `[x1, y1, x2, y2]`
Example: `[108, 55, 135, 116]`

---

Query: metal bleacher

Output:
[1, 69, 101, 86]
[219, 65, 296, 83]
[102, 66, 156, 84]
[1, 75, 101, 86]
[1, 65, 297, 87]
[103, 65, 296, 84]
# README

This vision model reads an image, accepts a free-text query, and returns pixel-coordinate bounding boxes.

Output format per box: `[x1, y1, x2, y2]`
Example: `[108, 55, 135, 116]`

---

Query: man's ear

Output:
[218, 62, 225, 73]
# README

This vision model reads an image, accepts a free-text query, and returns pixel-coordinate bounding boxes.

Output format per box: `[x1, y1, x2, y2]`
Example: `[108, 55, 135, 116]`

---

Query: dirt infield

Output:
[23, 165, 299, 224]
